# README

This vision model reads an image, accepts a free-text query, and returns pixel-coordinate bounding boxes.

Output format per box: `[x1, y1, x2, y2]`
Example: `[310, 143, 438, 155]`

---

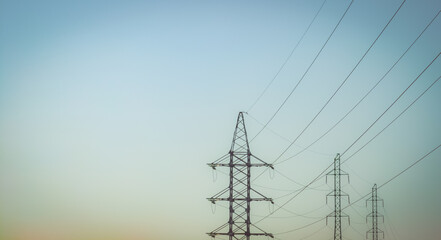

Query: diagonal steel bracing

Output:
[366, 184, 384, 240]
[207, 112, 273, 240]
[326, 153, 350, 240]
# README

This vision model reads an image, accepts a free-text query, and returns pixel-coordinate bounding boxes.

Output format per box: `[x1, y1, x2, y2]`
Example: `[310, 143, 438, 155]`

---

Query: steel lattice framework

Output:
[366, 184, 384, 240]
[326, 153, 350, 240]
[207, 112, 273, 240]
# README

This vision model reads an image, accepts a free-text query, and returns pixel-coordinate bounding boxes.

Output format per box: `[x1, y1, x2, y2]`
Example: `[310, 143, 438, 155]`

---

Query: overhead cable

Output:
[250, 0, 355, 142]
[341, 52, 440, 157]
[271, 0, 407, 164]
[278, 10, 440, 164]
[248, 0, 328, 112]
[271, 143, 441, 235]
[343, 74, 441, 163]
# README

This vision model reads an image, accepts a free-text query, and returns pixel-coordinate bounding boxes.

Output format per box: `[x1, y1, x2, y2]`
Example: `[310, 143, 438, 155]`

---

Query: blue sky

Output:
[1, 0, 440, 239]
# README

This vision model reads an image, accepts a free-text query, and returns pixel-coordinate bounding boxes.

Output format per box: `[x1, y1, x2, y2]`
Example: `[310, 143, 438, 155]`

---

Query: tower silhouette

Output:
[326, 153, 350, 240]
[207, 112, 273, 240]
[366, 184, 384, 240]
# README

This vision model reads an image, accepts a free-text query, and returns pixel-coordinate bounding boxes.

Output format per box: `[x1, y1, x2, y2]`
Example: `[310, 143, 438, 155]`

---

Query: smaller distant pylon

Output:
[366, 184, 384, 240]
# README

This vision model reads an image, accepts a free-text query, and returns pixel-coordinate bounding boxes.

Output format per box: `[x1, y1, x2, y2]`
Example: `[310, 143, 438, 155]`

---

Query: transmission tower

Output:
[207, 112, 274, 240]
[326, 153, 350, 240]
[366, 184, 384, 240]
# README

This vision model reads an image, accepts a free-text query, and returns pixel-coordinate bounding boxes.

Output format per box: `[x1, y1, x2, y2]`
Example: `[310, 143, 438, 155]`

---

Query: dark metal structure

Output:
[207, 112, 274, 240]
[366, 184, 384, 240]
[326, 153, 350, 240]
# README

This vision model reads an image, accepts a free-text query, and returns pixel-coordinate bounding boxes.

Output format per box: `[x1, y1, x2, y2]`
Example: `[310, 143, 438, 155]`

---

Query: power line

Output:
[383, 208, 400, 240]
[298, 225, 328, 240]
[246, 112, 332, 157]
[248, 10, 440, 196]
[378, 143, 441, 189]
[251, 0, 413, 186]
[254, 161, 334, 225]
[316, 60, 440, 195]
[250, 0, 354, 142]
[248, 13, 438, 211]
[348, 204, 365, 220]
[270, 142, 441, 236]
[253, 180, 327, 193]
[251, 16, 440, 238]
[272, 202, 324, 219]
[263, 69, 441, 215]
[205, 5, 441, 240]
[247, 0, 328, 113]
[270, 204, 329, 219]
[273, 186, 325, 200]
[212, 201, 322, 220]
[277, 222, 327, 238]
[274, 218, 325, 235]
[345, 163, 373, 186]
[253, 183, 302, 192]
[271, 0, 407, 165]
[274, 168, 329, 191]
[341, 51, 440, 157]
[340, 142, 441, 211]
[277, 9, 440, 164]
[253, 61, 440, 224]
[343, 74, 441, 163]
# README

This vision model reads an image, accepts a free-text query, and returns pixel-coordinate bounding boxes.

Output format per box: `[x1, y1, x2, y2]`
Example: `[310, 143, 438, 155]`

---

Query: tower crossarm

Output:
[207, 232, 274, 238]
[207, 197, 273, 202]
[208, 163, 273, 168]
[207, 112, 273, 240]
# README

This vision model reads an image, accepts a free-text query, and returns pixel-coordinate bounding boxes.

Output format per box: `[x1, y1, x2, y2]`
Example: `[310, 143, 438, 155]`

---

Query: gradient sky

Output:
[1, 0, 441, 240]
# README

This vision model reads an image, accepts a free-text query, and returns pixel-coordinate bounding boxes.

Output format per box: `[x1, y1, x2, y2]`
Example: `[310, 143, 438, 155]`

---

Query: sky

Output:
[0, 0, 440, 239]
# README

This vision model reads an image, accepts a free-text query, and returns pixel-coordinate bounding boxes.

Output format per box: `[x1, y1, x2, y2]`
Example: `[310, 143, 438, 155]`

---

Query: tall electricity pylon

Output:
[366, 184, 384, 240]
[207, 112, 274, 240]
[326, 153, 350, 240]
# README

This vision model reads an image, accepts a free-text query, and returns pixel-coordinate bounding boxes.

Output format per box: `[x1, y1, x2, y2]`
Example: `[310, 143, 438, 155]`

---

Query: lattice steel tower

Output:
[366, 184, 384, 240]
[207, 112, 274, 240]
[326, 153, 350, 240]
